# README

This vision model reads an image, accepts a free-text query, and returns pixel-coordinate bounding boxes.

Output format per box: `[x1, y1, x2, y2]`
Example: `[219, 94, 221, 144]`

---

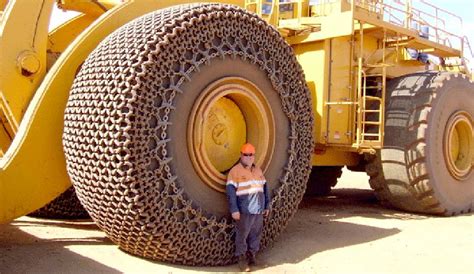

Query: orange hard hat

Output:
[240, 143, 256, 154]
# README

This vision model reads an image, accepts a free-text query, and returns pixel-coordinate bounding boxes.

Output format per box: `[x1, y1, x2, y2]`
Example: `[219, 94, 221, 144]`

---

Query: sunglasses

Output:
[242, 153, 254, 157]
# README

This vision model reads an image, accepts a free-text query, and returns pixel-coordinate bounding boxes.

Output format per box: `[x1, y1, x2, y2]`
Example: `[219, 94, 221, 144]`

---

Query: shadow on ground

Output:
[248, 188, 410, 271]
[0, 187, 438, 273]
[184, 187, 412, 272]
[0, 219, 117, 273]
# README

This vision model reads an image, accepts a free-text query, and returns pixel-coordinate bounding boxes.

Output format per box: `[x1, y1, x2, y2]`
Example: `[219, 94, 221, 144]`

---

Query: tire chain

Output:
[29, 187, 90, 219]
[63, 4, 313, 265]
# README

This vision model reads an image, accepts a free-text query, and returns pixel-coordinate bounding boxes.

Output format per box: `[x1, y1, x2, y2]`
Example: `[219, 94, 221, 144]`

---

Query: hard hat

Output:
[241, 143, 256, 154]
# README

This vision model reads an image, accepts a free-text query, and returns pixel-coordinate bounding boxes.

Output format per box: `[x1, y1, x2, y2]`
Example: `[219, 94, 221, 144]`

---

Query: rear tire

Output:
[63, 4, 313, 265]
[28, 187, 89, 219]
[305, 166, 343, 196]
[366, 72, 473, 215]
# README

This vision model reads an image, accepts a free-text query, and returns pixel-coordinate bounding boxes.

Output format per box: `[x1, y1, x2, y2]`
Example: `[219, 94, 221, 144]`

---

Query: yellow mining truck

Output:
[1, 0, 472, 265]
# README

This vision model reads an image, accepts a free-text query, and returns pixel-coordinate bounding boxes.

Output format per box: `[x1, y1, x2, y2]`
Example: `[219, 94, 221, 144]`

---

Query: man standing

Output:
[226, 143, 270, 272]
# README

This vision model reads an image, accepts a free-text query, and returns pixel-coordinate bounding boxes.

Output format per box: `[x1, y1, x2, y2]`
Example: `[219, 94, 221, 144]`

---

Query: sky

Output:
[50, 0, 474, 64]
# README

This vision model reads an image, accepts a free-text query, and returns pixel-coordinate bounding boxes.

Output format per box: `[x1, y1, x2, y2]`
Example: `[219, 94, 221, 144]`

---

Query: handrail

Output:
[420, 0, 462, 23]
[463, 36, 474, 58]
[353, 0, 466, 55]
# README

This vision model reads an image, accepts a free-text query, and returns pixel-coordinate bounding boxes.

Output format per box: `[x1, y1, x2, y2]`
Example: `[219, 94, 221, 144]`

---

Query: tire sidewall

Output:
[427, 75, 474, 211]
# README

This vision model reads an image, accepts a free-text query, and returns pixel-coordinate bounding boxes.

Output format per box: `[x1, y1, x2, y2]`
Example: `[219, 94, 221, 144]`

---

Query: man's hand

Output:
[231, 212, 240, 221]
[263, 209, 270, 217]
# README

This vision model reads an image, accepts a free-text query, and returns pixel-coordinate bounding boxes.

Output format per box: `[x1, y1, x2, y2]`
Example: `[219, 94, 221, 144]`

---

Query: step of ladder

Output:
[363, 121, 381, 125]
[362, 133, 381, 137]
[364, 96, 382, 101]
[362, 110, 381, 113]
[365, 63, 394, 68]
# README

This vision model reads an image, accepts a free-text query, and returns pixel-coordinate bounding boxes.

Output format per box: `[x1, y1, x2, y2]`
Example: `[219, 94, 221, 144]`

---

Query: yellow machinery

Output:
[1, 0, 472, 265]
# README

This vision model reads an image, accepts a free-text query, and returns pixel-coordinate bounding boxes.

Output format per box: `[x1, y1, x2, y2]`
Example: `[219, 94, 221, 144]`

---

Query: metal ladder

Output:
[354, 21, 388, 151]
[358, 67, 386, 147]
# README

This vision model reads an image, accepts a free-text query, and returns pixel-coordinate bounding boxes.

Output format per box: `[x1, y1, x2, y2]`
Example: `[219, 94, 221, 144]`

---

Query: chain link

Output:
[63, 4, 314, 266]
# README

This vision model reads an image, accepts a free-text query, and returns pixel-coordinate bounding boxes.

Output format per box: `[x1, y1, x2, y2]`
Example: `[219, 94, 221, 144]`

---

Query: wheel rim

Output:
[188, 77, 275, 192]
[443, 111, 473, 180]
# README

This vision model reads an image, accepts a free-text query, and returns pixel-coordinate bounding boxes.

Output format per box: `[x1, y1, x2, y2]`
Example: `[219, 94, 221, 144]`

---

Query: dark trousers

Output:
[235, 213, 263, 257]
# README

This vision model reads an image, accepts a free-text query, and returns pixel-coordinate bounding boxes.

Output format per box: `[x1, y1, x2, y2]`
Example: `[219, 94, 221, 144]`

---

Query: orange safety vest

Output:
[226, 163, 266, 196]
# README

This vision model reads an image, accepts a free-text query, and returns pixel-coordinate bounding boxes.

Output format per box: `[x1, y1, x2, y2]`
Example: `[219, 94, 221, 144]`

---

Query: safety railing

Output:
[463, 36, 474, 59]
[353, 0, 471, 58]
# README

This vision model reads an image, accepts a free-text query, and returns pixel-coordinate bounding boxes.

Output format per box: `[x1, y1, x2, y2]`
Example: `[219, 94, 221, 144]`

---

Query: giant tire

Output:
[304, 166, 343, 196]
[28, 187, 89, 219]
[366, 72, 473, 215]
[63, 4, 313, 265]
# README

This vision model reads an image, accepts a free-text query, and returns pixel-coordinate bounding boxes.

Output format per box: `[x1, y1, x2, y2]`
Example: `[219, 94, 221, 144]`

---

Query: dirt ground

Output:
[1, 169, 473, 274]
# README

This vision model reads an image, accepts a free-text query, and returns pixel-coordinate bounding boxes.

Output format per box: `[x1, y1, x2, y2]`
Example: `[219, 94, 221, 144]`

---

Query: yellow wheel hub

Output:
[443, 111, 473, 181]
[204, 97, 246, 172]
[188, 77, 275, 192]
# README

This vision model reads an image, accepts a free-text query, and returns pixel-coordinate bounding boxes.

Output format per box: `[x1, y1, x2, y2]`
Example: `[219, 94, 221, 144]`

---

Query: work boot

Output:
[247, 251, 257, 266]
[238, 255, 250, 272]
